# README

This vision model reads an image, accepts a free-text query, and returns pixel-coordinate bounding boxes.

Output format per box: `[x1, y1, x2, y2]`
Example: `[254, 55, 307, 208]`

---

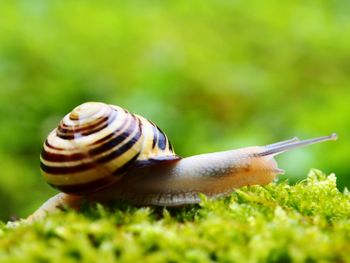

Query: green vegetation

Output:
[1, 170, 350, 262]
[1, 2, 348, 261]
[0, 1, 349, 223]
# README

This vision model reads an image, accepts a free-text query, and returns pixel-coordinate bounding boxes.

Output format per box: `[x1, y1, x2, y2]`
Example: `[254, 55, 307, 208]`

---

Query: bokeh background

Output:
[0, 1, 349, 221]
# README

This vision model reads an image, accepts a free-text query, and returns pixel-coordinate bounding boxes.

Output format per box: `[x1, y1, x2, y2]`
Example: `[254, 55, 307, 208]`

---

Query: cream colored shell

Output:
[40, 102, 179, 194]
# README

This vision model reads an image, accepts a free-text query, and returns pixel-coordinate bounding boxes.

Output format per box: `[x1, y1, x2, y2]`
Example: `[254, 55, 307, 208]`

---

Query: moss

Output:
[1, 169, 350, 263]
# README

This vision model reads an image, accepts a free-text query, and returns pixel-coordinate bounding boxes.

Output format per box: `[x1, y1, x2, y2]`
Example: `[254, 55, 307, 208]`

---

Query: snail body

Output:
[29, 102, 337, 221]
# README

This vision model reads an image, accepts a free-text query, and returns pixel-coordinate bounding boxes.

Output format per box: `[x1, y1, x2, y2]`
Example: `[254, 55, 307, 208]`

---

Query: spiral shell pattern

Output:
[40, 102, 178, 194]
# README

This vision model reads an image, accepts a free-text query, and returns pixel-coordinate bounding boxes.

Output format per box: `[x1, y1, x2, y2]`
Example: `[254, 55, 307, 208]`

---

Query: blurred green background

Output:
[0, 0, 349, 221]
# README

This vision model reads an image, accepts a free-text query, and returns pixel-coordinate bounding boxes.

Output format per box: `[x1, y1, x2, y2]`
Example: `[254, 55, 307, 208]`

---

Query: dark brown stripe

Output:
[168, 139, 173, 152]
[89, 117, 137, 156]
[49, 153, 141, 194]
[58, 124, 107, 140]
[151, 125, 158, 149]
[147, 120, 158, 149]
[80, 110, 117, 137]
[40, 160, 96, 174]
[45, 140, 65, 151]
[157, 126, 167, 150]
[57, 110, 117, 140]
[111, 152, 140, 175]
[41, 115, 134, 163]
[92, 114, 130, 145]
[41, 149, 87, 163]
[40, 123, 142, 175]
[49, 174, 119, 194]
[59, 114, 110, 133]
[97, 124, 142, 164]
[57, 117, 106, 136]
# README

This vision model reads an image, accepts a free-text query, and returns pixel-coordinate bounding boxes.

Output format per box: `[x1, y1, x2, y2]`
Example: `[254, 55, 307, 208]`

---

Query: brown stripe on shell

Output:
[57, 109, 117, 140]
[97, 122, 142, 164]
[40, 159, 96, 174]
[48, 174, 119, 194]
[89, 116, 137, 156]
[41, 113, 134, 163]
[40, 121, 142, 175]
[58, 115, 108, 134]
[168, 138, 173, 151]
[49, 153, 140, 194]
[44, 139, 65, 151]
[147, 120, 175, 153]
[156, 126, 167, 150]
[151, 123, 158, 149]
[92, 114, 130, 145]
[41, 149, 87, 163]
[111, 152, 140, 176]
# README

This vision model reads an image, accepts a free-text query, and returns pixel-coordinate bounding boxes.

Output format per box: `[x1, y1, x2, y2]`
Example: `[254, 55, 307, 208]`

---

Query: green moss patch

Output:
[1, 170, 350, 263]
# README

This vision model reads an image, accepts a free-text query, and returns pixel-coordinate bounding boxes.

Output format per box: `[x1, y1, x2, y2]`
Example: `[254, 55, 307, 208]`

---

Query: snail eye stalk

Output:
[259, 133, 337, 157]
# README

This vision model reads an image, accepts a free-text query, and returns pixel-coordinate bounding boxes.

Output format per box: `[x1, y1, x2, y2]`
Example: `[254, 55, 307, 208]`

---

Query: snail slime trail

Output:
[28, 102, 338, 222]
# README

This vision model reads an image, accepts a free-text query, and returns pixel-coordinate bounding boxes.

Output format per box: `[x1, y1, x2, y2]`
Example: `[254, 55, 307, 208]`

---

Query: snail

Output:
[28, 102, 337, 222]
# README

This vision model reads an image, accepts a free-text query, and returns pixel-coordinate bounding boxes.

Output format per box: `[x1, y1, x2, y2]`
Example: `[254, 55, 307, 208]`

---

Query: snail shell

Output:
[40, 102, 180, 194]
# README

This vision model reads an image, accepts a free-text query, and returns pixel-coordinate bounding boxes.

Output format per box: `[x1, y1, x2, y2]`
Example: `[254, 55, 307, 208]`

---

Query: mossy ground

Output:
[1, 170, 350, 263]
